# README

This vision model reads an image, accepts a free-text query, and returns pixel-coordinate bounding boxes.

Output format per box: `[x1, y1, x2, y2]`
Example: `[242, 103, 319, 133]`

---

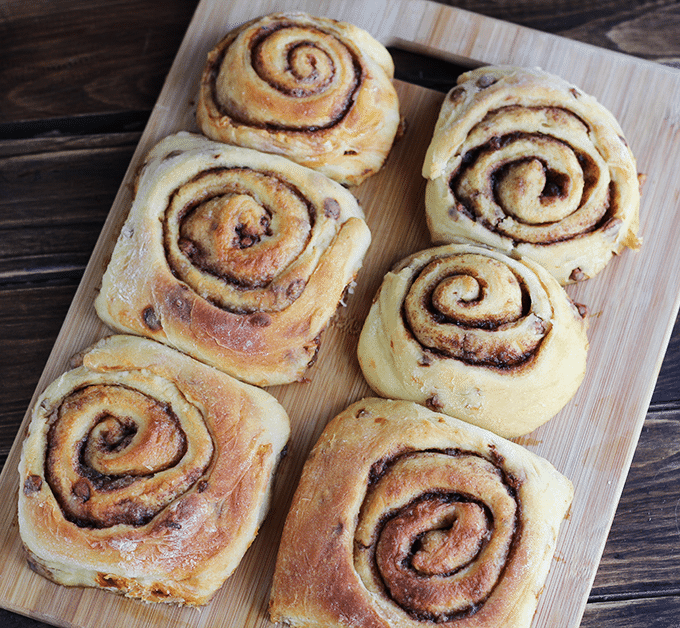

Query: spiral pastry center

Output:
[254, 34, 336, 97]
[354, 452, 518, 621]
[83, 409, 184, 478]
[377, 499, 490, 579]
[404, 253, 550, 366]
[431, 275, 481, 314]
[494, 156, 579, 224]
[452, 106, 610, 243]
[45, 384, 213, 529]
[216, 23, 360, 130]
[165, 168, 314, 313]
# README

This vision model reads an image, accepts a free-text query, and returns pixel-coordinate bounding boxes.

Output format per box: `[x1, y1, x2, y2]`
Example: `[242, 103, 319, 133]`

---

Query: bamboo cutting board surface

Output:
[2, 1, 680, 627]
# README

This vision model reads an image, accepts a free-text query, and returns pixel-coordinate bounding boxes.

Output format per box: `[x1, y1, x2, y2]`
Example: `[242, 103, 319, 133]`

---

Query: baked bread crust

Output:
[94, 131, 371, 387]
[18, 334, 290, 606]
[196, 11, 401, 187]
[357, 242, 589, 438]
[422, 65, 641, 284]
[269, 397, 573, 628]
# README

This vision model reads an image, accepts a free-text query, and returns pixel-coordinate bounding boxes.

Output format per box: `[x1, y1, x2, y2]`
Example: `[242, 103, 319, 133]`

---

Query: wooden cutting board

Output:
[1, 1, 680, 627]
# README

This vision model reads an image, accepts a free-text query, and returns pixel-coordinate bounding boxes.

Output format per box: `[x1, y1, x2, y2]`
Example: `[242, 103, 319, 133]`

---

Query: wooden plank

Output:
[582, 596, 680, 627]
[0, 138, 135, 281]
[2, 0, 678, 129]
[0, 0, 200, 122]
[0, 609, 51, 628]
[591, 409, 680, 598]
[651, 318, 680, 404]
[0, 2, 679, 628]
[0, 134, 141, 159]
[0, 142, 134, 227]
[0, 285, 77, 455]
[6, 594, 680, 628]
[557, 3, 680, 66]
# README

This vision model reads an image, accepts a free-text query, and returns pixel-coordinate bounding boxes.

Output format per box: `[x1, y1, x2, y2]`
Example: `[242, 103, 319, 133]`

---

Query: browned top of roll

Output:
[196, 12, 401, 187]
[423, 65, 641, 284]
[270, 398, 573, 628]
[19, 335, 290, 606]
[95, 132, 371, 387]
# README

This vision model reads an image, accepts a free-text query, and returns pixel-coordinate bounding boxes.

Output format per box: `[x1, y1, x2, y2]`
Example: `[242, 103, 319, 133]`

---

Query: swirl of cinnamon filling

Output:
[404, 252, 551, 367]
[214, 21, 360, 131]
[95, 132, 371, 387]
[269, 398, 574, 628]
[451, 108, 609, 244]
[196, 12, 401, 186]
[18, 335, 291, 606]
[354, 451, 518, 621]
[45, 380, 213, 529]
[423, 65, 641, 284]
[164, 167, 316, 314]
[357, 243, 589, 437]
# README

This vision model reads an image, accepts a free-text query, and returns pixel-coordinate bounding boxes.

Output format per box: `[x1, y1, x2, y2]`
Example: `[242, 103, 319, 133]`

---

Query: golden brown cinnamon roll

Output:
[269, 397, 573, 628]
[357, 242, 588, 438]
[423, 65, 641, 284]
[196, 12, 401, 187]
[18, 334, 290, 606]
[94, 132, 371, 387]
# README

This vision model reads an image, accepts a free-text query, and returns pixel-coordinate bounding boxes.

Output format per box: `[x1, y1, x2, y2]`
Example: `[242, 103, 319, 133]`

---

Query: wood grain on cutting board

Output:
[1, 1, 679, 627]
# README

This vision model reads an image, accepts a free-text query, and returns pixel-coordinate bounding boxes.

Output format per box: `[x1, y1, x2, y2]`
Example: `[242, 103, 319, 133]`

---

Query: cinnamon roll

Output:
[357, 242, 589, 438]
[196, 12, 401, 187]
[423, 65, 641, 284]
[94, 132, 371, 387]
[269, 397, 573, 628]
[18, 334, 290, 606]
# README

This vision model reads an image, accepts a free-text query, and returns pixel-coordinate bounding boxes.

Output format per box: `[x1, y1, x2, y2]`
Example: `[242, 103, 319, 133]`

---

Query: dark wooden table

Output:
[1, 1, 679, 627]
